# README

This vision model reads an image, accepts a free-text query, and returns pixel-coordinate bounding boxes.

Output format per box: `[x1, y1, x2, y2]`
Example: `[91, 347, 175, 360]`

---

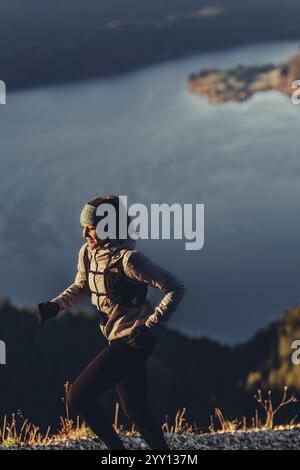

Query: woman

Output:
[36, 195, 186, 450]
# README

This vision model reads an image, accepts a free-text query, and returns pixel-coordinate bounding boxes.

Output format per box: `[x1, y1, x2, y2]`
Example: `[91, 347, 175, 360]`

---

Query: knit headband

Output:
[80, 204, 99, 227]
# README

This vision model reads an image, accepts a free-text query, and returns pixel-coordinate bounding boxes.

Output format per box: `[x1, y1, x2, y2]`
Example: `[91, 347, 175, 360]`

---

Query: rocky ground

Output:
[1, 429, 300, 450]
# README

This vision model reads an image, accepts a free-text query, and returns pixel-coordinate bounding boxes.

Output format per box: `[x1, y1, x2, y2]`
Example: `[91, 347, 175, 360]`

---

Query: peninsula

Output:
[188, 51, 300, 103]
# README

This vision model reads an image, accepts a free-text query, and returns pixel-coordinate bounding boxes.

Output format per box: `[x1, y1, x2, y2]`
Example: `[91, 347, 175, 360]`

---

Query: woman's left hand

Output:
[126, 323, 155, 349]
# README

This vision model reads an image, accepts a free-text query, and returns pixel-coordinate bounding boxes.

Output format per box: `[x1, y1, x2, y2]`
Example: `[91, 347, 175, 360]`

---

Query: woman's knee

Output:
[66, 384, 78, 412]
[123, 405, 150, 423]
[67, 383, 89, 414]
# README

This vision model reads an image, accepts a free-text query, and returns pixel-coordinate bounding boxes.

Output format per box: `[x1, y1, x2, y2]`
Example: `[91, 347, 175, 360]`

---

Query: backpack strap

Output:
[83, 244, 108, 325]
[83, 244, 121, 296]
[83, 244, 91, 294]
[83, 245, 148, 307]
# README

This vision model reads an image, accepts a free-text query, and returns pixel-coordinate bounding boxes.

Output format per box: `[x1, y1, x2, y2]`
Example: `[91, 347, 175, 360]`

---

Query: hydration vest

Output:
[83, 245, 148, 308]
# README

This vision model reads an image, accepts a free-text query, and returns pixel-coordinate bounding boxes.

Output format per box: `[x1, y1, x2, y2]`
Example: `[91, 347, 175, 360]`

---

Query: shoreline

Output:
[3, 39, 299, 93]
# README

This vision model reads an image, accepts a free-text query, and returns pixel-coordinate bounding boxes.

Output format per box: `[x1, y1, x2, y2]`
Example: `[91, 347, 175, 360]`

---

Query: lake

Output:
[0, 40, 299, 344]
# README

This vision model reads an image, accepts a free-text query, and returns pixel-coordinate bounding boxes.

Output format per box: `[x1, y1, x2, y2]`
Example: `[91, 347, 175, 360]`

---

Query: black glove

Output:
[126, 322, 155, 349]
[35, 301, 60, 324]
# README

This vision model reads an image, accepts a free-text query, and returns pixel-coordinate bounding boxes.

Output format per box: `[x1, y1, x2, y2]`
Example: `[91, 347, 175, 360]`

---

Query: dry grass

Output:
[0, 403, 198, 448]
[0, 412, 52, 447]
[209, 386, 299, 434]
[162, 408, 199, 434]
[0, 386, 299, 447]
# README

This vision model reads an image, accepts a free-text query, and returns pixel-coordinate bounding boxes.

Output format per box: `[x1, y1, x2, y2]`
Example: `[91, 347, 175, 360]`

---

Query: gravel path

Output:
[1, 428, 300, 450]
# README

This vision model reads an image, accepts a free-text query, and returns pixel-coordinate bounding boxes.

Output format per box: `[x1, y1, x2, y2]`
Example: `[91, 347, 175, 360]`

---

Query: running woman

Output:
[36, 195, 186, 450]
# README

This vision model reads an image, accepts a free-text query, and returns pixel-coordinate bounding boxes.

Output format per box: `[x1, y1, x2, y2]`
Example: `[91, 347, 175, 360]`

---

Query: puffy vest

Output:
[83, 245, 148, 309]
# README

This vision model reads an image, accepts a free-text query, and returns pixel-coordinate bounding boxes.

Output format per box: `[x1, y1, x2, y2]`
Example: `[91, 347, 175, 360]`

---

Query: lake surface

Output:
[0, 41, 300, 344]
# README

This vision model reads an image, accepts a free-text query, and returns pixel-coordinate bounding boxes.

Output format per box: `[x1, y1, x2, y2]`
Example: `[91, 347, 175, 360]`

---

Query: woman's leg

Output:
[67, 340, 150, 450]
[115, 361, 170, 450]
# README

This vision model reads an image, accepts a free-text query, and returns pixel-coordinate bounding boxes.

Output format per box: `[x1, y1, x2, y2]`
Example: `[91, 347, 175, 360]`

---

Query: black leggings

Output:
[67, 333, 169, 450]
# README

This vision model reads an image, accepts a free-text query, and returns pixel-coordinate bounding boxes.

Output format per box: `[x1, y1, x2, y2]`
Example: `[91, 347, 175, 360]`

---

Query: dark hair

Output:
[87, 195, 133, 241]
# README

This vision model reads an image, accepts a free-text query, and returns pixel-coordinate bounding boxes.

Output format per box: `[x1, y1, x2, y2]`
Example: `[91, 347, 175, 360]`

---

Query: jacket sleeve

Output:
[124, 250, 186, 329]
[51, 244, 90, 312]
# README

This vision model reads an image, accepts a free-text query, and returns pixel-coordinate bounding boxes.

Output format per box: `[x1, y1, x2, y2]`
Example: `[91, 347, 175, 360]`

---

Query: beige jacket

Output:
[52, 242, 186, 342]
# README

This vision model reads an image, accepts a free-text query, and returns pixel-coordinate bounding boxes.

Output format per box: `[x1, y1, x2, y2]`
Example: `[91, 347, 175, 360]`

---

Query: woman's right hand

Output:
[35, 301, 60, 323]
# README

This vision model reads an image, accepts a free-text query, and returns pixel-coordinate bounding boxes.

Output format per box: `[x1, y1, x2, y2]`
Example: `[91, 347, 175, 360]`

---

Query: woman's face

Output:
[81, 224, 101, 249]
